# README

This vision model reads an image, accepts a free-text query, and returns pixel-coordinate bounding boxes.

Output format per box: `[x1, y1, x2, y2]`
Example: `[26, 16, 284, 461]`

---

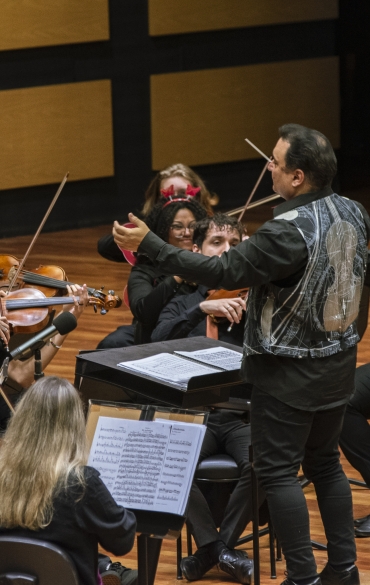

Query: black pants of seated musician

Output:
[186, 410, 252, 550]
[97, 324, 135, 349]
[251, 388, 356, 582]
[340, 362, 370, 487]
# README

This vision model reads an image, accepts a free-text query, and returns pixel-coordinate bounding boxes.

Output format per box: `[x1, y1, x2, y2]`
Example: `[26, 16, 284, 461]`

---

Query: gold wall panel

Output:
[149, 0, 338, 36]
[0, 0, 109, 51]
[150, 57, 339, 169]
[0, 80, 114, 190]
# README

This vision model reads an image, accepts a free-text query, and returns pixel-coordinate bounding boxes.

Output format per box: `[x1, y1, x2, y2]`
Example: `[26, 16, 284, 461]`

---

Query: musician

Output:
[112, 124, 370, 585]
[0, 376, 137, 585]
[152, 214, 254, 584]
[97, 163, 214, 263]
[97, 195, 207, 348]
[0, 284, 89, 431]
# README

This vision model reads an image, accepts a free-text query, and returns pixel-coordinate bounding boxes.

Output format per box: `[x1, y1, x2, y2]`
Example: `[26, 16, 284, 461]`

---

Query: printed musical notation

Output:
[88, 416, 206, 515]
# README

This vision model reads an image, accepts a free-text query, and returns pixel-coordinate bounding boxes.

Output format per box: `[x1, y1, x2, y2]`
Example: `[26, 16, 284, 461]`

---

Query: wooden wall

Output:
[2, 0, 367, 237]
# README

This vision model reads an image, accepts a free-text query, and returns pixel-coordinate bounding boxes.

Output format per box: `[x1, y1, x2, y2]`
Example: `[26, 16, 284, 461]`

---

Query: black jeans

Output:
[340, 363, 370, 486]
[251, 388, 356, 581]
[186, 412, 252, 549]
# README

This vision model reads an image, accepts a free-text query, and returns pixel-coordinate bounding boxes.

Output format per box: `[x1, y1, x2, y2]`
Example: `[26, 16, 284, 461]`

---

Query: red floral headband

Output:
[160, 184, 201, 208]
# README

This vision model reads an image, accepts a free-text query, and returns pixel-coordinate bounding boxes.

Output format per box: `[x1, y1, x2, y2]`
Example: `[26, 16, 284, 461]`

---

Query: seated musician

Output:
[151, 214, 255, 584]
[0, 284, 89, 431]
[97, 193, 207, 348]
[0, 376, 137, 585]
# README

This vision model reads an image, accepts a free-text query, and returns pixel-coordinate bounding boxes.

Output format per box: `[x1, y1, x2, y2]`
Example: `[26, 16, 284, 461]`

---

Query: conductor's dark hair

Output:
[145, 196, 207, 242]
[192, 214, 243, 249]
[278, 123, 337, 190]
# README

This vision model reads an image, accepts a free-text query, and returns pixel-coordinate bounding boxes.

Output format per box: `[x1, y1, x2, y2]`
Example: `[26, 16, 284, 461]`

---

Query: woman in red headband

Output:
[97, 164, 215, 264]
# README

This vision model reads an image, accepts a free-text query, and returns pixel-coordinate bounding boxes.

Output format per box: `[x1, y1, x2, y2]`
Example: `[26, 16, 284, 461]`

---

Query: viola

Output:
[0, 288, 121, 334]
[0, 255, 122, 314]
[207, 288, 249, 302]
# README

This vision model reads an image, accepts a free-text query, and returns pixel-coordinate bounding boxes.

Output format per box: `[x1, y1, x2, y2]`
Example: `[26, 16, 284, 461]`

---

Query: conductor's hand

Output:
[113, 214, 150, 252]
[199, 297, 246, 324]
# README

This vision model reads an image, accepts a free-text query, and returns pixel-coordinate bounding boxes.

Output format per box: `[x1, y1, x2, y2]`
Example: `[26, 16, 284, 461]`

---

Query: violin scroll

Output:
[87, 288, 122, 314]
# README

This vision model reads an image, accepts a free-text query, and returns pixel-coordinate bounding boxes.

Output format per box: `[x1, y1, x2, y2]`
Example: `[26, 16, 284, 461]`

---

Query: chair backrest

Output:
[0, 536, 79, 585]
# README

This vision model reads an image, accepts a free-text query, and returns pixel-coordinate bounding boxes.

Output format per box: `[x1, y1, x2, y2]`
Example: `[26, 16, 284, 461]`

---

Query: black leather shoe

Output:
[218, 549, 253, 584]
[354, 514, 370, 537]
[180, 548, 216, 580]
[320, 563, 360, 585]
[101, 563, 138, 585]
[280, 578, 321, 585]
[354, 514, 370, 527]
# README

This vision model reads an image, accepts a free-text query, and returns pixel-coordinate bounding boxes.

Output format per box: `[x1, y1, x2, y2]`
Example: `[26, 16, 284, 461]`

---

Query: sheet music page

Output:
[156, 421, 206, 516]
[117, 352, 219, 387]
[175, 347, 242, 371]
[88, 416, 205, 515]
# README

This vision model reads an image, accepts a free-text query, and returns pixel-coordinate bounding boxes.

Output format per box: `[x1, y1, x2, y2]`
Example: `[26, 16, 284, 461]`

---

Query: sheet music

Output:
[117, 352, 219, 388]
[88, 416, 205, 515]
[175, 347, 242, 371]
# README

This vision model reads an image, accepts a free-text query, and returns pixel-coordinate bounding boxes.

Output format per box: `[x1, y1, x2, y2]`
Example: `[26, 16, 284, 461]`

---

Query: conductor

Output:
[113, 124, 370, 585]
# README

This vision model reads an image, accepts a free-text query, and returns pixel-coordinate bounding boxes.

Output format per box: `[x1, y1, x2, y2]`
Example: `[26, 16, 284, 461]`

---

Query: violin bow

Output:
[232, 138, 280, 223]
[8, 172, 69, 293]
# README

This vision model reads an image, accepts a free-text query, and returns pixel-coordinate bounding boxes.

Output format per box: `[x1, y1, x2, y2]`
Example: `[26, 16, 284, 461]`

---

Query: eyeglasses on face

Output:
[169, 221, 197, 234]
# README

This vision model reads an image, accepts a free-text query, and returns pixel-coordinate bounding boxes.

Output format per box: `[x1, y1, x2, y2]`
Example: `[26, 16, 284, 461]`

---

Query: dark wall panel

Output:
[0, 0, 368, 237]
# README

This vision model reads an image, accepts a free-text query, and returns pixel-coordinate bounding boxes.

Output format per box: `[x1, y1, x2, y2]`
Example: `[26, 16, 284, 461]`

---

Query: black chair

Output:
[0, 536, 79, 585]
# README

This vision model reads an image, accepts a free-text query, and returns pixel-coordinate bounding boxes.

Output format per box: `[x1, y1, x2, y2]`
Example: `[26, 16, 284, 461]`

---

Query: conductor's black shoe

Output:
[180, 548, 216, 581]
[100, 562, 138, 585]
[354, 514, 370, 527]
[280, 578, 321, 585]
[354, 515, 370, 537]
[320, 563, 360, 585]
[219, 548, 253, 584]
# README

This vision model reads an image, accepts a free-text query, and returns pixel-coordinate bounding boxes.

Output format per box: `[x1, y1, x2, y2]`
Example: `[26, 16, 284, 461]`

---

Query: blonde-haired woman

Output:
[142, 163, 217, 217]
[0, 377, 136, 585]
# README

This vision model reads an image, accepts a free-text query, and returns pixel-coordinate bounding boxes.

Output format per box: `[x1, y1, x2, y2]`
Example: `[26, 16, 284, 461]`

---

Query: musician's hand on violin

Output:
[113, 214, 150, 252]
[173, 276, 183, 284]
[199, 297, 246, 324]
[64, 284, 89, 320]
[0, 315, 10, 346]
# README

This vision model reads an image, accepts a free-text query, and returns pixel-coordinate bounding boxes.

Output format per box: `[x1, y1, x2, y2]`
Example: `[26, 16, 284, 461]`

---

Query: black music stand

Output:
[86, 401, 209, 585]
[75, 337, 243, 409]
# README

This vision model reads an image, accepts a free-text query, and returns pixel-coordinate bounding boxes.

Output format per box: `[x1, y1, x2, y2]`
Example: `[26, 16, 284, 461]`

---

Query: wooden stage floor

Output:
[2, 203, 370, 584]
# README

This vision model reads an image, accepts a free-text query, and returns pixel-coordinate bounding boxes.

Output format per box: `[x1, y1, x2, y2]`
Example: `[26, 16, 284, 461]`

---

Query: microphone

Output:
[10, 312, 77, 361]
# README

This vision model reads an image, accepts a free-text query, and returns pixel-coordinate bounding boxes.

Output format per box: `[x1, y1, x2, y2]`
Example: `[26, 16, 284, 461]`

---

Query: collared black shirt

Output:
[140, 188, 370, 410]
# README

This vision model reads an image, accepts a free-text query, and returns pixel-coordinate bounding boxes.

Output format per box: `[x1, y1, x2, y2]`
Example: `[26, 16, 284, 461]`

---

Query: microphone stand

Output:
[34, 348, 44, 380]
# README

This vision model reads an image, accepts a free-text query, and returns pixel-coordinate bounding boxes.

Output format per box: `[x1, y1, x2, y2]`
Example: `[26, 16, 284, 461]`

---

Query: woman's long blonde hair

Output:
[0, 377, 88, 530]
[142, 163, 217, 216]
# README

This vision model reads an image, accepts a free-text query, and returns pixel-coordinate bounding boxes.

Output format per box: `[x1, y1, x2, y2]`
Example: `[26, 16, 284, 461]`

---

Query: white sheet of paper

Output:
[117, 352, 219, 387]
[175, 347, 242, 371]
[88, 416, 206, 515]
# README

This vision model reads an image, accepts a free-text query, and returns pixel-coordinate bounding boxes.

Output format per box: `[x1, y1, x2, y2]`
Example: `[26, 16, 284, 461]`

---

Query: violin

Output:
[0, 288, 120, 334]
[0, 255, 122, 315]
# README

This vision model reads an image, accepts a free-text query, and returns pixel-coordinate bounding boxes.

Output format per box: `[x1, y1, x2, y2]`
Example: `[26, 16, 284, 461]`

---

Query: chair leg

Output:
[276, 533, 282, 561]
[177, 534, 183, 579]
[186, 525, 193, 557]
[250, 445, 261, 585]
[268, 518, 276, 579]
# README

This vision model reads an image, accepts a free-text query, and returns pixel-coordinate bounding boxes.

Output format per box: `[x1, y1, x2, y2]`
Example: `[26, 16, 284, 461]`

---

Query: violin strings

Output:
[17, 270, 95, 295]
